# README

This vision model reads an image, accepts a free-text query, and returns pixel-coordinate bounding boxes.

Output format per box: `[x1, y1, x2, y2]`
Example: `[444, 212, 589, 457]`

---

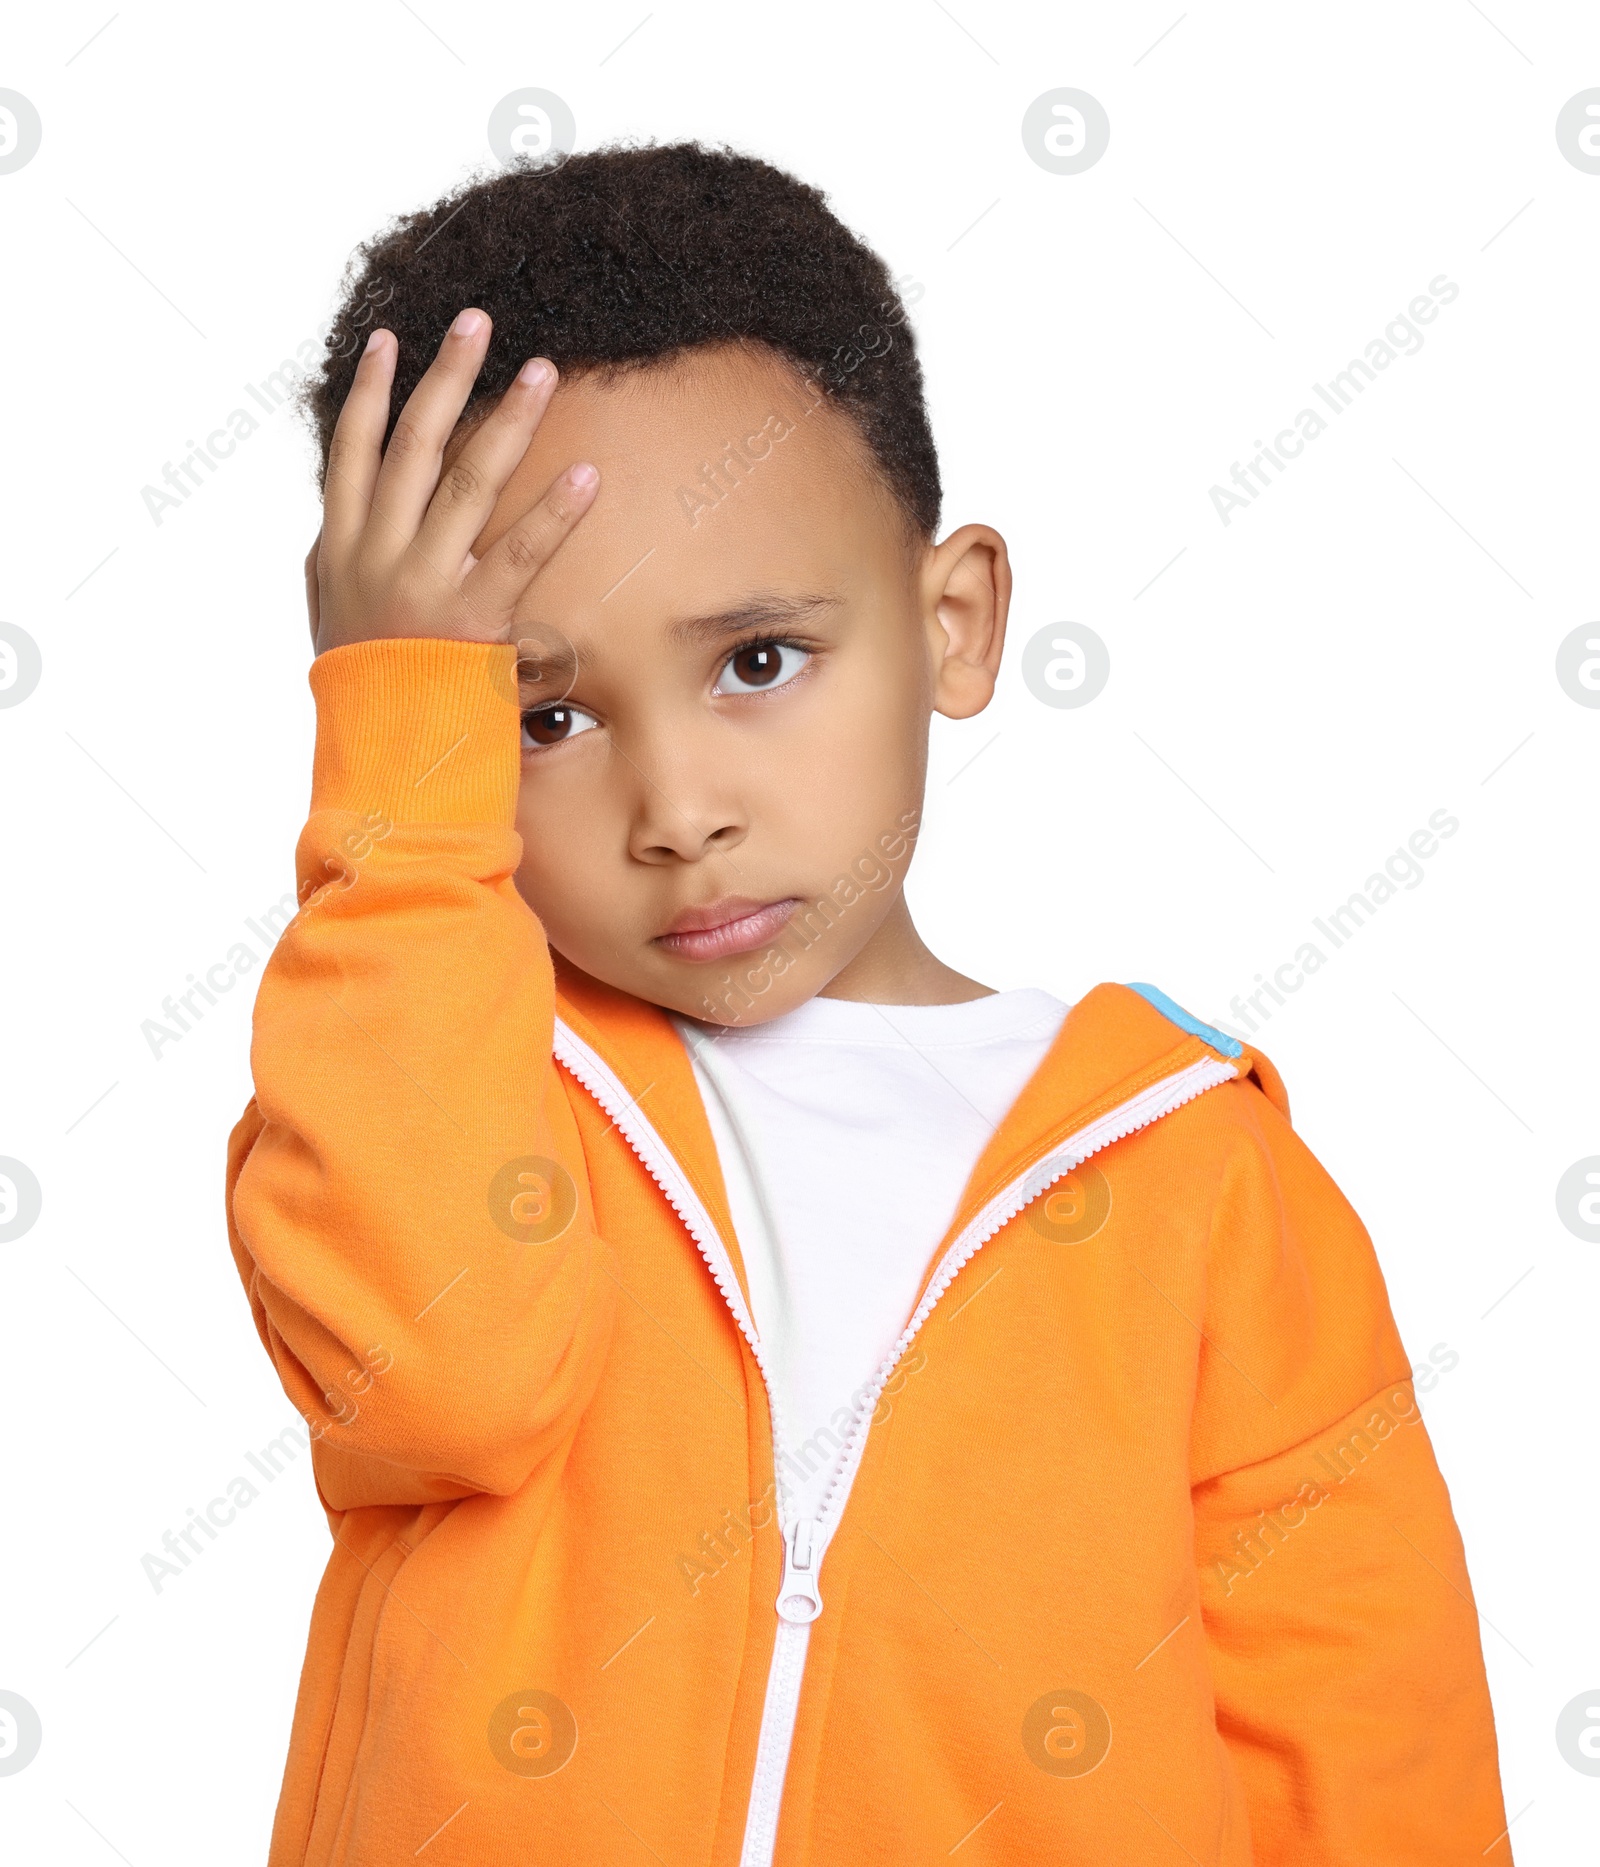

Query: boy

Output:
[227, 142, 1509, 1864]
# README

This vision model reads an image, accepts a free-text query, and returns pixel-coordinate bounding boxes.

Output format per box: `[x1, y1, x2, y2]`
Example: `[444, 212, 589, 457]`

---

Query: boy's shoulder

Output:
[1123, 981, 1244, 1060]
[990, 979, 1317, 1226]
[1030, 979, 1290, 1132]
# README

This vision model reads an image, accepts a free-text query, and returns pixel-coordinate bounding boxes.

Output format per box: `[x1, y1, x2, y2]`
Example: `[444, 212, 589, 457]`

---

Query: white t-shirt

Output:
[675, 988, 1069, 1526]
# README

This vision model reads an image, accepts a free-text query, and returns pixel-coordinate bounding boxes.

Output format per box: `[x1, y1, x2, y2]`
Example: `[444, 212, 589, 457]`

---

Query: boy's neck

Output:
[817, 895, 993, 1007]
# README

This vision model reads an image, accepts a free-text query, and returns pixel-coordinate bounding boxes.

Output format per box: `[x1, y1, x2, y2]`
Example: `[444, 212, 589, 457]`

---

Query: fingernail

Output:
[452, 308, 486, 338]
[517, 357, 553, 389]
[364, 328, 388, 355]
[570, 463, 598, 488]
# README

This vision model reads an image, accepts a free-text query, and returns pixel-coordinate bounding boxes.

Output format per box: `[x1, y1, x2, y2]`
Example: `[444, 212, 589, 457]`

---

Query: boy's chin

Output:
[548, 943, 831, 1028]
[655, 959, 831, 1029]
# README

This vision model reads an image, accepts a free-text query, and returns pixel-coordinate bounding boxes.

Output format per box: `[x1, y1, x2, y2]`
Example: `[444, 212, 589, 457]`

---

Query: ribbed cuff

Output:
[308, 637, 520, 825]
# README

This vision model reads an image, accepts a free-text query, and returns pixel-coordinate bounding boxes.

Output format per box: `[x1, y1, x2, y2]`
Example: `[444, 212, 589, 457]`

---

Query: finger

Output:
[321, 330, 397, 567]
[367, 308, 494, 548]
[304, 530, 322, 647]
[411, 355, 559, 580]
[460, 463, 600, 632]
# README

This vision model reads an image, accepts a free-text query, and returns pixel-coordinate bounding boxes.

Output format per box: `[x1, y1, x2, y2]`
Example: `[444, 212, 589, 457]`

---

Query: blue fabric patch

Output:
[1124, 982, 1244, 1058]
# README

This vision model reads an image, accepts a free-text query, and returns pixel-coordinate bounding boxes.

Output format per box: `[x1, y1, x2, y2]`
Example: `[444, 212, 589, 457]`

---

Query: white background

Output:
[1, 2, 1594, 1859]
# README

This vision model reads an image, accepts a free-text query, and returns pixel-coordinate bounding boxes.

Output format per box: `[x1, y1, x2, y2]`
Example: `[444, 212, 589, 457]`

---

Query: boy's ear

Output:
[920, 523, 1012, 720]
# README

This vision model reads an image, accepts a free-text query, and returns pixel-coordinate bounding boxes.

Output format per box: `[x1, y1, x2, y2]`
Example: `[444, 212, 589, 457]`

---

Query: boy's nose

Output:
[626, 782, 747, 866]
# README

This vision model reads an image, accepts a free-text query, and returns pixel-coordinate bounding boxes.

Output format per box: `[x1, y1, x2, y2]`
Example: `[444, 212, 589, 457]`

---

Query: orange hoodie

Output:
[226, 637, 1510, 1866]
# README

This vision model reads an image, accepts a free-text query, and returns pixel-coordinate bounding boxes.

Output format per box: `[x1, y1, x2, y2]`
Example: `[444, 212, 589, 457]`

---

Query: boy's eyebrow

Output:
[664, 592, 843, 647]
[546, 593, 845, 676]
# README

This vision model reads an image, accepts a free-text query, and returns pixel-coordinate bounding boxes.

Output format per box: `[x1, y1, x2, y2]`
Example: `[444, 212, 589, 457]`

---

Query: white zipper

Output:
[550, 1021, 808, 1528]
[553, 1018, 1236, 1867]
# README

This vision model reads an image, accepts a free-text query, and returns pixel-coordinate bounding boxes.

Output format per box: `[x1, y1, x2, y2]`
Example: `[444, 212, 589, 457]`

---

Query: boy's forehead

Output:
[470, 343, 905, 636]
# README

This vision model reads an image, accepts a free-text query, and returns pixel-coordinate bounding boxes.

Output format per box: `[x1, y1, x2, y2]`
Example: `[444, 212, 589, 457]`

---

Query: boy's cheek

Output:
[510, 816, 612, 943]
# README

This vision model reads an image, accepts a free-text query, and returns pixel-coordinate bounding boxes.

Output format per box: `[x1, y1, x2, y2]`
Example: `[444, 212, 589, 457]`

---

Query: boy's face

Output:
[459, 342, 1008, 1026]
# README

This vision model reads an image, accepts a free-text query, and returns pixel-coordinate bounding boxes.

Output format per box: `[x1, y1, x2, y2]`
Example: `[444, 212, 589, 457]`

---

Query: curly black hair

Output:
[298, 139, 941, 541]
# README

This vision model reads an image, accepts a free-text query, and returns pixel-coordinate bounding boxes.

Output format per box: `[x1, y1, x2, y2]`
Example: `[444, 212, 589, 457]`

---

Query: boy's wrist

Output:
[309, 636, 521, 826]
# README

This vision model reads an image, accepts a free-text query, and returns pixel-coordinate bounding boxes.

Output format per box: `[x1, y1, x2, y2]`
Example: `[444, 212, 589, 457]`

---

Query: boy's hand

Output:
[306, 308, 598, 655]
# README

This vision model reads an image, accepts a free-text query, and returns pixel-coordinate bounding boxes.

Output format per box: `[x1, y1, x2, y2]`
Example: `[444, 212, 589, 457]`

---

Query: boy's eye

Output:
[521, 704, 600, 749]
[713, 641, 810, 695]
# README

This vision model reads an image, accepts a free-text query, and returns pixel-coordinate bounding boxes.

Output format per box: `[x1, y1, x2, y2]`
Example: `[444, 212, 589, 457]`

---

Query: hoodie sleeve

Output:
[1188, 1074, 1511, 1865]
[224, 637, 616, 1510]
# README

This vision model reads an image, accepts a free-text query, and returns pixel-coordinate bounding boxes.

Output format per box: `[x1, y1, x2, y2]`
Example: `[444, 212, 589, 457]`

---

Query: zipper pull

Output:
[777, 1516, 824, 1623]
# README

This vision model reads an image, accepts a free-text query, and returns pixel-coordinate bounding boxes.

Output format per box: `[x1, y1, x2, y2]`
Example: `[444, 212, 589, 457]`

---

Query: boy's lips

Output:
[653, 897, 799, 963]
